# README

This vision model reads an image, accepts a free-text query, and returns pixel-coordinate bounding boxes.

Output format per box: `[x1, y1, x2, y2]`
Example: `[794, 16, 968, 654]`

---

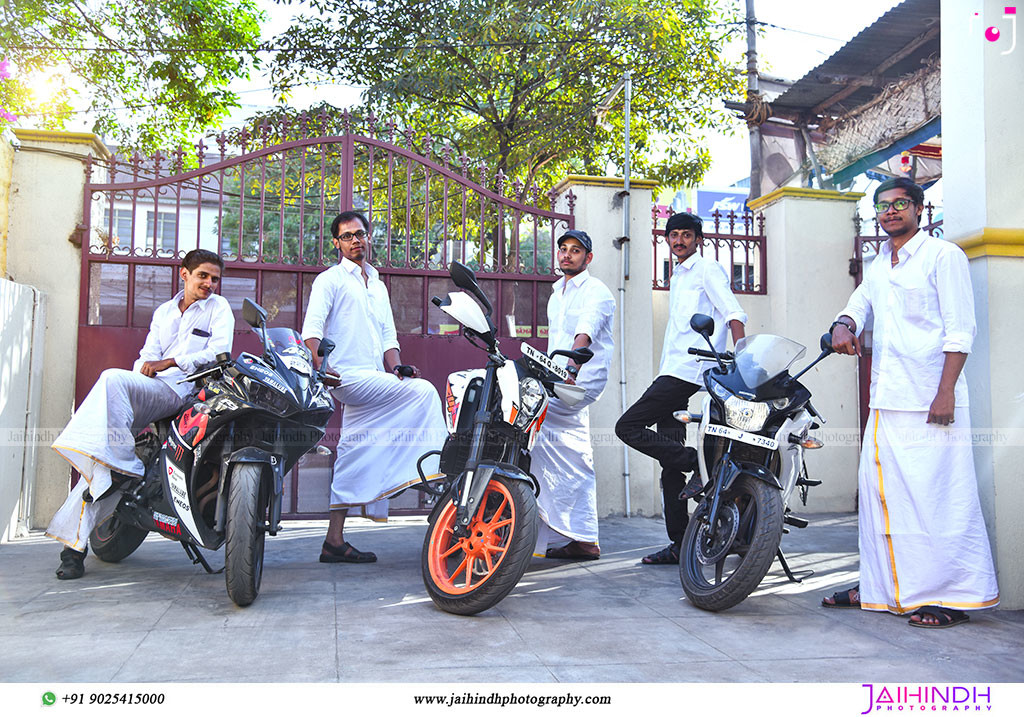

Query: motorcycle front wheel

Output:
[224, 464, 267, 607]
[680, 475, 783, 612]
[90, 512, 147, 563]
[421, 475, 538, 615]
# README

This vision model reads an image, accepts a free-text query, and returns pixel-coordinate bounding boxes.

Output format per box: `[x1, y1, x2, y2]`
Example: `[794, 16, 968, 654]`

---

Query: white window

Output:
[146, 211, 177, 252]
[102, 208, 134, 248]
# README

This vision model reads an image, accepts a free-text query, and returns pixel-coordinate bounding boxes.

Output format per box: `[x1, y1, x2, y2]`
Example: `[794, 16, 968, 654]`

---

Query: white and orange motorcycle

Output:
[416, 261, 592, 615]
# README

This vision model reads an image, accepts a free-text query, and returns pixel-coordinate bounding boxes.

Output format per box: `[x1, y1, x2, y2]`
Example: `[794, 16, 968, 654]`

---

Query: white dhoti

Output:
[531, 398, 599, 554]
[47, 369, 186, 551]
[858, 408, 1000, 614]
[329, 370, 444, 521]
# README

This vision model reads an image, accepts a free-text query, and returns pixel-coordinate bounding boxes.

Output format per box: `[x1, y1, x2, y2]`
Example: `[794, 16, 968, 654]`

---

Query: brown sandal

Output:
[821, 584, 860, 608]
[545, 541, 600, 561]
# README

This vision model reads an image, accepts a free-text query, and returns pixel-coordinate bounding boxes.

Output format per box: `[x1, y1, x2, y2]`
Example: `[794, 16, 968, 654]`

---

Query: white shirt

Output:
[546, 270, 616, 400]
[839, 231, 974, 411]
[658, 254, 748, 385]
[134, 291, 236, 397]
[301, 258, 399, 375]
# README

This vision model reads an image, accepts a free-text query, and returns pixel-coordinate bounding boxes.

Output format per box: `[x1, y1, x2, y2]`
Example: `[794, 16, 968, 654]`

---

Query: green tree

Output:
[0, 0, 263, 152]
[267, 0, 744, 195]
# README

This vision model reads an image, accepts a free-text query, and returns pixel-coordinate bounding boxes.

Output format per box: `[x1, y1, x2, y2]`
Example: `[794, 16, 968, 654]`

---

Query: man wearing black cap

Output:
[615, 212, 746, 565]
[531, 229, 616, 560]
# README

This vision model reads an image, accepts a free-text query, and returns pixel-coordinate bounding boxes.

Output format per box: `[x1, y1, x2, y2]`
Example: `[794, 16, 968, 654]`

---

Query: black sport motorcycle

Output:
[675, 313, 834, 611]
[416, 261, 593, 615]
[89, 298, 336, 606]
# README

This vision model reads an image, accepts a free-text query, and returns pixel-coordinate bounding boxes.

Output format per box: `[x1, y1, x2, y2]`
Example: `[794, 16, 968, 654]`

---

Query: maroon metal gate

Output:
[76, 113, 574, 517]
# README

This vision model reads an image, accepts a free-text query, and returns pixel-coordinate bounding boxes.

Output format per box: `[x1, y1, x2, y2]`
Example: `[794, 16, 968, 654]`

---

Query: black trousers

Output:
[614, 375, 700, 547]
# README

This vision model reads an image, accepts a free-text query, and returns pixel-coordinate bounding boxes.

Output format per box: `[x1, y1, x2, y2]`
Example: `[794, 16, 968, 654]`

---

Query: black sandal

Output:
[821, 584, 860, 608]
[678, 473, 705, 500]
[641, 544, 679, 565]
[319, 540, 377, 563]
[56, 547, 87, 580]
[908, 605, 969, 629]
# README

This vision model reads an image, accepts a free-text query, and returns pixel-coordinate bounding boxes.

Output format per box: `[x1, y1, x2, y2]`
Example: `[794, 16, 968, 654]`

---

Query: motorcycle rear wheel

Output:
[422, 475, 538, 615]
[89, 513, 147, 563]
[224, 464, 267, 607]
[680, 475, 783, 612]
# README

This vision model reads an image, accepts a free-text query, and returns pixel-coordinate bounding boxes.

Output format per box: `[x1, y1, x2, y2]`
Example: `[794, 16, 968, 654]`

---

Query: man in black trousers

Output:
[615, 212, 746, 564]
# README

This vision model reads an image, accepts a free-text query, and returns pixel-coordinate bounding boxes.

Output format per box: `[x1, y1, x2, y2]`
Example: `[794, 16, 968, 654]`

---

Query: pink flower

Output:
[0, 59, 10, 80]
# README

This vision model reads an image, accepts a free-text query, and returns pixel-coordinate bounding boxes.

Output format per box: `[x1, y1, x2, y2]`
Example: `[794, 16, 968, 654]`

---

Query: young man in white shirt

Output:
[822, 177, 998, 627]
[531, 230, 616, 561]
[302, 211, 445, 564]
[48, 249, 235, 579]
[615, 212, 746, 565]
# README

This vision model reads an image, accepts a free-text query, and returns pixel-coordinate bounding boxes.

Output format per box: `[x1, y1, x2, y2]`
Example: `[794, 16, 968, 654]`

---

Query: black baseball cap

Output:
[557, 229, 593, 253]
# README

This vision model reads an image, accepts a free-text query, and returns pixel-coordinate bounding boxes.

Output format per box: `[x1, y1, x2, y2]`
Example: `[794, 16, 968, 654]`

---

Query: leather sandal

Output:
[545, 540, 600, 561]
[908, 606, 969, 629]
[319, 540, 377, 563]
[678, 473, 705, 500]
[641, 544, 679, 565]
[821, 584, 860, 608]
[56, 547, 87, 580]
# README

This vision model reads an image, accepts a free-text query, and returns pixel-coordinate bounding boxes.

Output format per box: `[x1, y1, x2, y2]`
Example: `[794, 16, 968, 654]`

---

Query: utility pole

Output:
[746, 0, 763, 201]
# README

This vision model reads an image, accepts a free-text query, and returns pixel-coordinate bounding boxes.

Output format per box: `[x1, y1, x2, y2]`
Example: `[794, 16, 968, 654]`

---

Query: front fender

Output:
[227, 446, 284, 534]
[732, 460, 782, 490]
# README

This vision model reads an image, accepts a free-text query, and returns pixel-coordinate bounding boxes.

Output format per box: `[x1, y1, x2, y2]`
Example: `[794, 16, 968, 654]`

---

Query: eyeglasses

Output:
[335, 229, 368, 242]
[874, 198, 914, 214]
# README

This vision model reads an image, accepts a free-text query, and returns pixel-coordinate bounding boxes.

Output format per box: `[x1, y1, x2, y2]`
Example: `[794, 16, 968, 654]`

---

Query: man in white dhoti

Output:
[303, 211, 444, 564]
[47, 249, 234, 579]
[616, 212, 746, 565]
[530, 230, 615, 561]
[823, 177, 999, 628]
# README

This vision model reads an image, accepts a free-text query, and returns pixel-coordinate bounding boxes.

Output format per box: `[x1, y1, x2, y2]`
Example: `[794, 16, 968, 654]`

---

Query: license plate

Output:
[704, 423, 779, 450]
[522, 343, 568, 380]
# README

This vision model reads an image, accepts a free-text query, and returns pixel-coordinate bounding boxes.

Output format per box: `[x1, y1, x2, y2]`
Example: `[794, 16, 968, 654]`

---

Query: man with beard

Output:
[303, 211, 445, 564]
[532, 230, 615, 560]
[615, 212, 746, 565]
[822, 178, 998, 627]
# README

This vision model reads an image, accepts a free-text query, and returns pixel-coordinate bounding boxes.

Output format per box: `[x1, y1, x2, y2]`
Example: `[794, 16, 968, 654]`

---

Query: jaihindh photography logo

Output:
[859, 684, 994, 713]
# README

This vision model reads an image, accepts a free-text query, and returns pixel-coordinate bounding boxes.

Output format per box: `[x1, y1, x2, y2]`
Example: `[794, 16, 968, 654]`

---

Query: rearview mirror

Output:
[552, 346, 595, 365]
[690, 313, 714, 337]
[242, 298, 268, 328]
[449, 261, 478, 293]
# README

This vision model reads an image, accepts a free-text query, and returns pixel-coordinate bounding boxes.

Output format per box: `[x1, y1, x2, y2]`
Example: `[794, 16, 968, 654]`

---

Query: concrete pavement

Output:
[1, 513, 1022, 683]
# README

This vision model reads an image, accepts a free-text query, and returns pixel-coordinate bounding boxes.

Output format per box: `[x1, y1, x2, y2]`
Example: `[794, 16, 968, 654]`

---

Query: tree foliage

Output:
[0, 0, 263, 151]
[267, 0, 744, 192]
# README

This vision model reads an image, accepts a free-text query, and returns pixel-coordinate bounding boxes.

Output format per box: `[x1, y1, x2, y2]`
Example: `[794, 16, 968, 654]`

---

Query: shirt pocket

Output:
[184, 326, 212, 353]
[895, 285, 929, 322]
[671, 289, 704, 330]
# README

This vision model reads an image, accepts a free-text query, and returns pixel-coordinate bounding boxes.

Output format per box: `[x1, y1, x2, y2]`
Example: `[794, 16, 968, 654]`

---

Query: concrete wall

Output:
[6, 130, 110, 528]
[0, 279, 45, 541]
[942, 0, 1024, 609]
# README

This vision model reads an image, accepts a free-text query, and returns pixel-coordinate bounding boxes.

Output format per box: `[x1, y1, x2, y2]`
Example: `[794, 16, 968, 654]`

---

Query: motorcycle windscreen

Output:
[732, 334, 806, 388]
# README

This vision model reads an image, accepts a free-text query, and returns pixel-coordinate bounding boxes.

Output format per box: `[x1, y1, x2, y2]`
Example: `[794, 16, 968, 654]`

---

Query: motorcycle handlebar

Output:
[687, 347, 734, 361]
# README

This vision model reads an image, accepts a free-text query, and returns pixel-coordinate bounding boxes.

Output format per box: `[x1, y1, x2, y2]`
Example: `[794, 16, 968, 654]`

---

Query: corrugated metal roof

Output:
[769, 0, 940, 119]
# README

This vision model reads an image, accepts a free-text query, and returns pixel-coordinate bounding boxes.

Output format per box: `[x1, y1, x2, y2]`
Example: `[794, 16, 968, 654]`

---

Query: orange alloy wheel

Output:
[427, 479, 517, 595]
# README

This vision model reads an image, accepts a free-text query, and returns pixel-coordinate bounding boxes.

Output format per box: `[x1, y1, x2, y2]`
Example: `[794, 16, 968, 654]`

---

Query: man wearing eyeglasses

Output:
[302, 211, 445, 564]
[822, 177, 998, 628]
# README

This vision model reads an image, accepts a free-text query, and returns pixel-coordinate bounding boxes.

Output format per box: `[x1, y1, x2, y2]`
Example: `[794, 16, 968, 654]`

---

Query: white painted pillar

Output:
[943, 0, 1024, 609]
[746, 187, 863, 512]
[7, 129, 111, 528]
[551, 176, 659, 518]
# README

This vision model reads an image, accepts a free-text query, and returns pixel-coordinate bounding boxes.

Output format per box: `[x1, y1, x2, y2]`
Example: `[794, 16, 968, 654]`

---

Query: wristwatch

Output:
[830, 318, 855, 334]
[566, 365, 579, 377]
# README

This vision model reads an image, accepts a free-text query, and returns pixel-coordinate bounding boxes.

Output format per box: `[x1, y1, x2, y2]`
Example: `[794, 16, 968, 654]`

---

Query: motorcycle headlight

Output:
[709, 380, 731, 403]
[723, 396, 770, 432]
[770, 397, 791, 411]
[514, 377, 546, 429]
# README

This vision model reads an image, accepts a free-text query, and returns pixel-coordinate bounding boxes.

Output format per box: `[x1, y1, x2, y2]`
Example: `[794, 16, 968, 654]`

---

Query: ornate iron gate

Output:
[76, 113, 574, 517]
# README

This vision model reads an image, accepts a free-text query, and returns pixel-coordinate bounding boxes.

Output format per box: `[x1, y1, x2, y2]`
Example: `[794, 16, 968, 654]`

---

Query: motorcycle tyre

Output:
[680, 475, 783, 612]
[224, 464, 267, 607]
[421, 476, 538, 616]
[89, 513, 147, 563]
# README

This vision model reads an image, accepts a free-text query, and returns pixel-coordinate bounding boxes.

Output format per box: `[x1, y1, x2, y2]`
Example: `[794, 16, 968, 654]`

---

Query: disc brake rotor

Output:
[695, 502, 741, 565]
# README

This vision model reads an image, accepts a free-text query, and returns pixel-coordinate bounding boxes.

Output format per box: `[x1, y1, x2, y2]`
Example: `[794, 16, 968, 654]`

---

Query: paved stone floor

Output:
[1, 513, 1022, 683]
